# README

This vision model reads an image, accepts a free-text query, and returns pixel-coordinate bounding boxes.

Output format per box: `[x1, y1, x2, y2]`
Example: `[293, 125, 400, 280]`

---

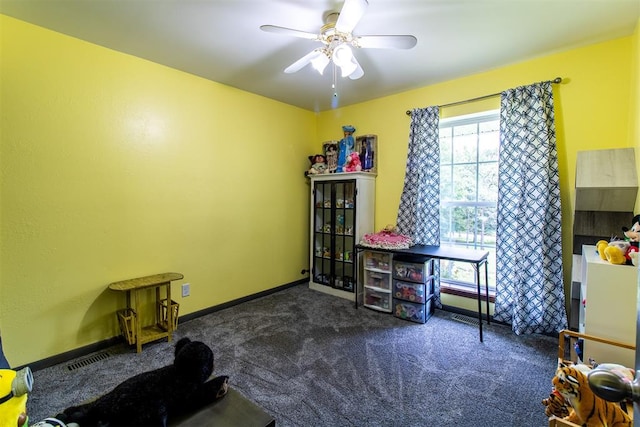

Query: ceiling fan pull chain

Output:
[332, 62, 338, 98]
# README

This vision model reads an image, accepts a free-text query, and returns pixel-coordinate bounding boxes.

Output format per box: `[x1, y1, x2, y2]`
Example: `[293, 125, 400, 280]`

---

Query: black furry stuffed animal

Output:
[57, 337, 229, 427]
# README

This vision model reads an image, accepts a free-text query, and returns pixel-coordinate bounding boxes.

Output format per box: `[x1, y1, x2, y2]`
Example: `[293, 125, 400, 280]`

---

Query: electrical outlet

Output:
[181, 283, 190, 297]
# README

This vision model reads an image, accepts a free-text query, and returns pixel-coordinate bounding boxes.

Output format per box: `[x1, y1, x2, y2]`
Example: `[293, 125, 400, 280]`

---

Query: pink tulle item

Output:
[359, 228, 413, 249]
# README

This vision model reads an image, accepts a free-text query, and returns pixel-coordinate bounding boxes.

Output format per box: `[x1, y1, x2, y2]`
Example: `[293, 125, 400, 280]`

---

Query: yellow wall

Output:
[2, 13, 638, 366]
[633, 18, 640, 212]
[318, 36, 634, 311]
[0, 15, 316, 366]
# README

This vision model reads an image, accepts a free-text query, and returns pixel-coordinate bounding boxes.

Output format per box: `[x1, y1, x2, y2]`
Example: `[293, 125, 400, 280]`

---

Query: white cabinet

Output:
[580, 245, 637, 367]
[362, 250, 393, 312]
[309, 172, 375, 301]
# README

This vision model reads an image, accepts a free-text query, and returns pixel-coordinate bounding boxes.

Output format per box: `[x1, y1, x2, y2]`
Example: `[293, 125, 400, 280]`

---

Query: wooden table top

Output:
[108, 272, 184, 292]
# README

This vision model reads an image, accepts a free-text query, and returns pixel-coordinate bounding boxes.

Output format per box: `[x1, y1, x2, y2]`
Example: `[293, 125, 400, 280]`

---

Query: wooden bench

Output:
[109, 273, 183, 353]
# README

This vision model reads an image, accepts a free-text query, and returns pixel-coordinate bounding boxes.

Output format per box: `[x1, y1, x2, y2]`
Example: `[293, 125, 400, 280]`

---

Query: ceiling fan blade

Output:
[260, 25, 319, 41]
[355, 35, 418, 49]
[284, 49, 324, 74]
[349, 56, 364, 80]
[335, 0, 368, 33]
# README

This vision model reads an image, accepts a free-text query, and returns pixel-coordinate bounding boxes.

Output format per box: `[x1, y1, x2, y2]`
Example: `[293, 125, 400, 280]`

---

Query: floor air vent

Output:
[451, 313, 480, 326]
[66, 351, 111, 371]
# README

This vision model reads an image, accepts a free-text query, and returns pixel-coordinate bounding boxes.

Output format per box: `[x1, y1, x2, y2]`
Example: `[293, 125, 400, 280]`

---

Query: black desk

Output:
[356, 244, 490, 342]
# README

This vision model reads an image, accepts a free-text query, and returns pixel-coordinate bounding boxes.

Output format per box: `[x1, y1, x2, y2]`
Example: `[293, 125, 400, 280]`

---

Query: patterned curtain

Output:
[396, 106, 442, 307]
[493, 81, 568, 335]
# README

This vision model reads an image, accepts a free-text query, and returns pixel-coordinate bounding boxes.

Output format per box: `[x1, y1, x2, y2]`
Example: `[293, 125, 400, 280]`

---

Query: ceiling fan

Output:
[260, 0, 417, 80]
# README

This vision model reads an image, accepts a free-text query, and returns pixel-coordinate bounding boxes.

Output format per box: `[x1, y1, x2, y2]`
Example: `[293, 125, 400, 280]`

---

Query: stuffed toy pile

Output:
[55, 337, 229, 427]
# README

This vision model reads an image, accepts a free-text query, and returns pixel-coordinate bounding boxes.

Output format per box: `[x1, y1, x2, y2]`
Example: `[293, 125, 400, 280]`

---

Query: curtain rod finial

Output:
[552, 77, 562, 84]
[406, 110, 411, 116]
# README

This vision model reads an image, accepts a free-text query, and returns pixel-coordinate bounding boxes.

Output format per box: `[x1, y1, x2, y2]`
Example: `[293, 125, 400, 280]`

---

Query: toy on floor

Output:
[56, 337, 229, 427]
[0, 367, 33, 427]
[552, 362, 632, 426]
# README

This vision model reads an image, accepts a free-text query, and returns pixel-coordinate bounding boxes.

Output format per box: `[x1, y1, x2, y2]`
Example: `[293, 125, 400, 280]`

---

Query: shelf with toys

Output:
[308, 172, 375, 301]
[306, 125, 377, 301]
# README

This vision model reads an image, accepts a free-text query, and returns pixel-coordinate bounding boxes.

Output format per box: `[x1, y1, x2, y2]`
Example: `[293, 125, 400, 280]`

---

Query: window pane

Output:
[452, 164, 477, 201]
[440, 206, 497, 247]
[439, 127, 453, 163]
[478, 127, 499, 162]
[478, 162, 498, 202]
[440, 164, 453, 200]
[452, 130, 477, 163]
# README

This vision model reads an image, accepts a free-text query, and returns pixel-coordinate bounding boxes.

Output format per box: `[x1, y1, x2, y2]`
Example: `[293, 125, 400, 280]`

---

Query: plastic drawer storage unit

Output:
[392, 257, 435, 324]
[362, 250, 393, 312]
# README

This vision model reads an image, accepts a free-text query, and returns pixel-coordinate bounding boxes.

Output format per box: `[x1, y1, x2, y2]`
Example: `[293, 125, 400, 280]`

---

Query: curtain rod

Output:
[405, 77, 563, 115]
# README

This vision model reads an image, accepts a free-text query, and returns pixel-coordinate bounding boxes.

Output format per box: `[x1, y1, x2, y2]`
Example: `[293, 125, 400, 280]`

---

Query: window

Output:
[439, 111, 499, 297]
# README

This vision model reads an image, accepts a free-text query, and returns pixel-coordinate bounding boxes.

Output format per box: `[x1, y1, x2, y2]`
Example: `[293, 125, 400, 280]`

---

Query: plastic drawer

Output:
[393, 280, 427, 303]
[393, 297, 434, 324]
[365, 271, 391, 290]
[364, 288, 392, 312]
[392, 261, 431, 283]
[364, 251, 392, 271]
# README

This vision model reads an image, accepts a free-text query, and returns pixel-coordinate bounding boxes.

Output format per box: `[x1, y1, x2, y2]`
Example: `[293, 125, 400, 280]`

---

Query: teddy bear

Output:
[305, 154, 328, 176]
[56, 337, 229, 427]
[344, 152, 362, 172]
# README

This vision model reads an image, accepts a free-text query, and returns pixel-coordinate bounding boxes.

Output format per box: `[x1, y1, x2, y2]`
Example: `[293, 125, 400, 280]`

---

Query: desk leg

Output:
[484, 260, 490, 325]
[133, 290, 142, 353]
[475, 263, 483, 343]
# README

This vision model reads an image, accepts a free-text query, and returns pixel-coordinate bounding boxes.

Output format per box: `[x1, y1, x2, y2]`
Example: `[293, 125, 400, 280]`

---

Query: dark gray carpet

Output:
[27, 284, 558, 426]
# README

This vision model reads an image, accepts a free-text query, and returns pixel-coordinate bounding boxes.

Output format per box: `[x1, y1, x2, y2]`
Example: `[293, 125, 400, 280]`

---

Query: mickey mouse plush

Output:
[622, 214, 640, 244]
[57, 337, 229, 427]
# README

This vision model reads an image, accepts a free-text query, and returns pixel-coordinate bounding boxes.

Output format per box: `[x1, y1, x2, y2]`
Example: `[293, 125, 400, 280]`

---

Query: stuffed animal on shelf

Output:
[305, 154, 328, 176]
[344, 152, 362, 172]
[622, 214, 640, 244]
[596, 239, 638, 265]
[0, 367, 33, 427]
[56, 337, 229, 427]
[552, 362, 632, 427]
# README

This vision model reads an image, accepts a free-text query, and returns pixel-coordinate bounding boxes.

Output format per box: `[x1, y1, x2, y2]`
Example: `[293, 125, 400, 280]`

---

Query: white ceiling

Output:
[1, 0, 639, 112]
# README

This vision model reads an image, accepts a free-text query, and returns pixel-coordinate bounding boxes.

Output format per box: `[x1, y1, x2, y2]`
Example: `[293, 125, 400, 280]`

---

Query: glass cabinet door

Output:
[312, 182, 332, 286]
[312, 180, 357, 292]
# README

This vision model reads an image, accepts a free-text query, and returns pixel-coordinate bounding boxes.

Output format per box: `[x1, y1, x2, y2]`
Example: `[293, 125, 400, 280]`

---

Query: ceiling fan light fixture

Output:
[311, 53, 330, 74]
[339, 58, 357, 78]
[332, 44, 353, 67]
